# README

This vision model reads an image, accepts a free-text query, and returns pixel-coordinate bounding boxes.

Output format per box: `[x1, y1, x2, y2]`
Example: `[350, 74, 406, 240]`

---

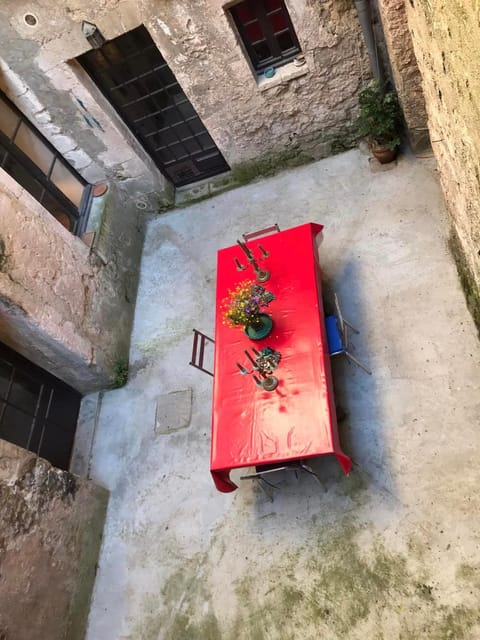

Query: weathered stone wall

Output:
[0, 170, 144, 393]
[0, 440, 108, 640]
[375, 0, 429, 151]
[404, 0, 480, 327]
[0, 0, 371, 173]
[0, 0, 375, 387]
[0, 11, 172, 211]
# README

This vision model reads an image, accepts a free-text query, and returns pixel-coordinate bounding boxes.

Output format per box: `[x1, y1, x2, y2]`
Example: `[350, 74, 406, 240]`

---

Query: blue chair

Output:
[325, 293, 371, 374]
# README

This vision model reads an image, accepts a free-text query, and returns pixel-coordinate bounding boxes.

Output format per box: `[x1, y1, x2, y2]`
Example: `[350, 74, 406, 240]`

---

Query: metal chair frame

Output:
[327, 293, 372, 375]
[242, 223, 280, 242]
[240, 461, 321, 500]
[189, 329, 214, 376]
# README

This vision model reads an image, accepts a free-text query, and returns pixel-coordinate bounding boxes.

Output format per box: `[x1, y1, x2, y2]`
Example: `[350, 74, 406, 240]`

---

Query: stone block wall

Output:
[0, 170, 144, 393]
[144, 0, 371, 164]
[376, 0, 429, 152]
[0, 440, 108, 640]
[0, 16, 171, 211]
[0, 0, 371, 175]
[404, 0, 480, 326]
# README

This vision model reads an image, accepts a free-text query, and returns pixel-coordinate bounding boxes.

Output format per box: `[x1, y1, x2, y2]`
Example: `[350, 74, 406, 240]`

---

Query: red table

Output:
[210, 222, 351, 492]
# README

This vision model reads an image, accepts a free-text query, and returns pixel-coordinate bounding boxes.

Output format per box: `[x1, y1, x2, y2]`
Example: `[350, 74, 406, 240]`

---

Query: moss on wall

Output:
[448, 226, 480, 336]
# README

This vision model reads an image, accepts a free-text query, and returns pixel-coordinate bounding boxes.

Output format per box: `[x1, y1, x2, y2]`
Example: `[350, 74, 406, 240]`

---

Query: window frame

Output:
[228, 0, 302, 74]
[0, 90, 92, 236]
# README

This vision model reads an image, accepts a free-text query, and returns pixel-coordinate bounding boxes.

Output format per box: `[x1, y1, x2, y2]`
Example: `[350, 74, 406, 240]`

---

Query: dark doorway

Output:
[79, 25, 230, 187]
[0, 342, 81, 470]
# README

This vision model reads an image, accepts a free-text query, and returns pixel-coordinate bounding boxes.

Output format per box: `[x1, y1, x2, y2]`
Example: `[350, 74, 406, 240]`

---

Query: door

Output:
[79, 26, 230, 187]
[0, 342, 81, 470]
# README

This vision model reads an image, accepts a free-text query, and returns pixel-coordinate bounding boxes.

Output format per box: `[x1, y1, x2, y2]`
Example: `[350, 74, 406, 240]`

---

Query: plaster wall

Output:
[0, 170, 143, 393]
[0, 440, 108, 640]
[0, 0, 371, 171]
[404, 0, 480, 322]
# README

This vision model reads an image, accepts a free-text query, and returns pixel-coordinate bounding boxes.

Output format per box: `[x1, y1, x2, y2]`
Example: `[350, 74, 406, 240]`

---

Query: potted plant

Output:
[357, 80, 401, 164]
[221, 279, 275, 340]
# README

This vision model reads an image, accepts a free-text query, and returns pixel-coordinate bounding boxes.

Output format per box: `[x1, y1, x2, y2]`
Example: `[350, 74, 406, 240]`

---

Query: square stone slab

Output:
[154, 388, 193, 434]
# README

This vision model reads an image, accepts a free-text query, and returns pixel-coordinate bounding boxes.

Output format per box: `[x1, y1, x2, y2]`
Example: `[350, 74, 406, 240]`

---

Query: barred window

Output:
[0, 91, 91, 235]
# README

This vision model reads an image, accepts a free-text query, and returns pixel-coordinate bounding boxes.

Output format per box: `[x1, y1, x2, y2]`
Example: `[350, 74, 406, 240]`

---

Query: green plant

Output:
[357, 80, 401, 150]
[113, 358, 129, 388]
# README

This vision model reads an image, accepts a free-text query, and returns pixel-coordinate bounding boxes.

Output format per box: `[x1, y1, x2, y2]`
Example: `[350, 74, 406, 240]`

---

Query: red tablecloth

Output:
[210, 222, 351, 492]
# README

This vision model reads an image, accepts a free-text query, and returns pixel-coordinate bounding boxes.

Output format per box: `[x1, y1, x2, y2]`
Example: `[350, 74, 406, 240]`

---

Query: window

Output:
[0, 91, 91, 235]
[229, 0, 301, 74]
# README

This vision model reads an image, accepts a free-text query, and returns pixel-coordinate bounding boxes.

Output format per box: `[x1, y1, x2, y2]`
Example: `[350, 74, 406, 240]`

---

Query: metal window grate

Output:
[79, 25, 230, 187]
[0, 342, 82, 470]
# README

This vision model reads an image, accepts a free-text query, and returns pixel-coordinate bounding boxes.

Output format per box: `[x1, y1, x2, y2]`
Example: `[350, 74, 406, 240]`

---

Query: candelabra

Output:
[236, 347, 281, 392]
[235, 240, 270, 282]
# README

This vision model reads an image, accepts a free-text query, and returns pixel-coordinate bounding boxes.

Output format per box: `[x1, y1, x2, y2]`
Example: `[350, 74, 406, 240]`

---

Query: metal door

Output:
[0, 342, 81, 470]
[79, 26, 230, 187]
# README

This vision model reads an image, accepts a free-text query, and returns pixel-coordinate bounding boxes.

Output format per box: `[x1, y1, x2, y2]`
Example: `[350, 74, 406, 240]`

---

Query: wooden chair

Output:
[189, 329, 214, 376]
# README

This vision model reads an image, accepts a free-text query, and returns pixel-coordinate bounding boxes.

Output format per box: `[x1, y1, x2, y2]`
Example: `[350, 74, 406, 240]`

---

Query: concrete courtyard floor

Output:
[79, 149, 480, 640]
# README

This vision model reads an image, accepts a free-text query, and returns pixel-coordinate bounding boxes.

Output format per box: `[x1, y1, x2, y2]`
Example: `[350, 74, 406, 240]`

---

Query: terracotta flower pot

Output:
[371, 145, 398, 164]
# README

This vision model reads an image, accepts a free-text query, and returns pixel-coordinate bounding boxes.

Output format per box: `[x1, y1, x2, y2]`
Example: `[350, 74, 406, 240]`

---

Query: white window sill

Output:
[257, 61, 309, 92]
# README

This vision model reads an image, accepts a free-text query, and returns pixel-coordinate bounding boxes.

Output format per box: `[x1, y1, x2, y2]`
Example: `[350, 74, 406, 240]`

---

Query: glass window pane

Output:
[0, 404, 35, 449]
[41, 191, 74, 231]
[277, 31, 295, 53]
[265, 0, 282, 10]
[253, 41, 272, 63]
[245, 21, 263, 43]
[46, 388, 80, 425]
[0, 98, 20, 138]
[177, 102, 195, 120]
[269, 11, 288, 33]
[50, 160, 84, 207]
[0, 360, 13, 399]
[184, 138, 201, 154]
[197, 131, 215, 151]
[232, 1, 255, 24]
[3, 154, 44, 200]
[39, 420, 75, 470]
[10, 370, 41, 414]
[14, 122, 54, 175]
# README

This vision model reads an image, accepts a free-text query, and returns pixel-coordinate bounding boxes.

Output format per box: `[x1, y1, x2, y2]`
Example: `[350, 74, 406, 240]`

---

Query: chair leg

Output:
[343, 319, 360, 334]
[299, 463, 322, 485]
[257, 477, 275, 501]
[345, 351, 372, 375]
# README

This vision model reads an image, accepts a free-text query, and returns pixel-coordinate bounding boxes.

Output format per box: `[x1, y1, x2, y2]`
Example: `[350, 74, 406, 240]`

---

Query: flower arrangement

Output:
[221, 279, 275, 329]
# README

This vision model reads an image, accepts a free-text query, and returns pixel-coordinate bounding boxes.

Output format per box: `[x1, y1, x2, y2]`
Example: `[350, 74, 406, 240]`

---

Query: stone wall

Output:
[376, 0, 429, 151]
[0, 13, 171, 211]
[0, 170, 144, 393]
[0, 440, 108, 640]
[0, 0, 371, 175]
[404, 0, 480, 327]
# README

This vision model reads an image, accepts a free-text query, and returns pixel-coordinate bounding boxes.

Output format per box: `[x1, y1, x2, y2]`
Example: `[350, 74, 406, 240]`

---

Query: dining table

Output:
[210, 222, 352, 492]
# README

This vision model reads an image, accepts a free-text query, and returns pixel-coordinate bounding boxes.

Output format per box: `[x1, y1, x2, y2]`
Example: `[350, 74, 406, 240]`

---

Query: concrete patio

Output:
[77, 148, 480, 640]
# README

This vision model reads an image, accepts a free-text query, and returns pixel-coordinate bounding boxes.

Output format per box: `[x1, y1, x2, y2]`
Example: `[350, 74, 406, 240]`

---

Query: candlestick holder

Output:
[234, 257, 247, 271]
[258, 244, 269, 258]
[236, 239, 270, 283]
[236, 347, 281, 392]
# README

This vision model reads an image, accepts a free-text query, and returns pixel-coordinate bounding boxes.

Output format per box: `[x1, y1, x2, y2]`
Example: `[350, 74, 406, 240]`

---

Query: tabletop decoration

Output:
[221, 279, 275, 340]
[236, 240, 270, 282]
[235, 346, 281, 392]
